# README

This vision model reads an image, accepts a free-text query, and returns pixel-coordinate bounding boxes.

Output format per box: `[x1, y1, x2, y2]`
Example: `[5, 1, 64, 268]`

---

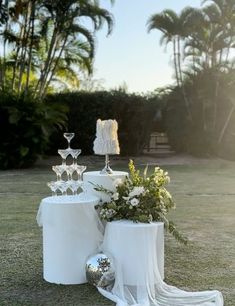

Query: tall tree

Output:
[0, 0, 114, 98]
[147, 10, 180, 86]
[148, 0, 235, 155]
[147, 8, 195, 120]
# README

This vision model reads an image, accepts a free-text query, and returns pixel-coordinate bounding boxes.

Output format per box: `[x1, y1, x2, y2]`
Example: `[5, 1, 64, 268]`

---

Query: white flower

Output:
[100, 208, 116, 219]
[123, 196, 130, 201]
[129, 186, 145, 198]
[112, 192, 119, 201]
[113, 178, 123, 187]
[130, 197, 139, 206]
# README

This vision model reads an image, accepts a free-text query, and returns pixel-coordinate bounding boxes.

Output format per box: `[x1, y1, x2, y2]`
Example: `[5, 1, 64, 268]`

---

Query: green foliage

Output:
[149, 1, 235, 76]
[149, 0, 235, 159]
[165, 68, 235, 157]
[0, 0, 113, 97]
[0, 91, 67, 169]
[95, 160, 187, 244]
[0, 1, 8, 25]
[46, 91, 160, 155]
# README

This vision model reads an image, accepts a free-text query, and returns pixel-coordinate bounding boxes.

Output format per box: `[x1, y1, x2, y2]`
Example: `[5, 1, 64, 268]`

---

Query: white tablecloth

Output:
[102, 221, 164, 282]
[99, 220, 223, 306]
[83, 171, 164, 280]
[37, 194, 103, 285]
[83, 171, 128, 202]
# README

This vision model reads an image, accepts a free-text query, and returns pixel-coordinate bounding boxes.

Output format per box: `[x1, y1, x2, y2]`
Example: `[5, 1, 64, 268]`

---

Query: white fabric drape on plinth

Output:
[37, 194, 103, 285]
[99, 220, 223, 306]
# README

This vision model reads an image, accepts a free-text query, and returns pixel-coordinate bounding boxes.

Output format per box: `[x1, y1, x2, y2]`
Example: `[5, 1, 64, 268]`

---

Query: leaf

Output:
[20, 146, 29, 157]
[8, 108, 21, 124]
[143, 164, 149, 179]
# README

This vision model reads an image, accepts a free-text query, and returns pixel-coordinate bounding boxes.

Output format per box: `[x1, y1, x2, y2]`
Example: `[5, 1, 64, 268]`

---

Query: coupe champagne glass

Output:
[67, 180, 81, 195]
[74, 165, 87, 180]
[47, 181, 59, 196]
[64, 133, 75, 149]
[57, 180, 68, 196]
[52, 165, 66, 180]
[58, 149, 71, 165]
[65, 165, 75, 180]
[71, 149, 82, 164]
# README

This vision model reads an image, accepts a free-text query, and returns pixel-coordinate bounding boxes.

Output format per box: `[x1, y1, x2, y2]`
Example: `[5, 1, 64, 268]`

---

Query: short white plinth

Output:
[102, 220, 164, 283]
[83, 171, 128, 202]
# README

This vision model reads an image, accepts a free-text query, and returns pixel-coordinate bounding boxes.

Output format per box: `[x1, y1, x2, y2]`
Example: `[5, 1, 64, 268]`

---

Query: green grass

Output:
[0, 157, 234, 305]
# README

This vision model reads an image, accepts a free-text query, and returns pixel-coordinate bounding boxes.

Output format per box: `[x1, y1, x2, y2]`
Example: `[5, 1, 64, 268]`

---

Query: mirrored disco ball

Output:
[85, 253, 115, 288]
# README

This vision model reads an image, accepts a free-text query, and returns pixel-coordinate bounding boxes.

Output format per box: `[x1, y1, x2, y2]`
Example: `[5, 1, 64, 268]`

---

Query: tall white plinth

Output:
[36, 194, 102, 285]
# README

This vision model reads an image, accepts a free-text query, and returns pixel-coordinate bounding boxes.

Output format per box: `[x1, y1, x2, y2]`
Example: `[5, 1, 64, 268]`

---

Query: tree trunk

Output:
[41, 36, 68, 99]
[2, 15, 9, 89]
[11, 24, 24, 91]
[35, 26, 58, 98]
[213, 79, 219, 131]
[218, 104, 235, 144]
[25, 0, 35, 95]
[219, 49, 223, 65]
[17, 3, 31, 95]
[177, 36, 193, 122]
[38, 34, 60, 97]
[0, 58, 3, 89]
[173, 39, 180, 87]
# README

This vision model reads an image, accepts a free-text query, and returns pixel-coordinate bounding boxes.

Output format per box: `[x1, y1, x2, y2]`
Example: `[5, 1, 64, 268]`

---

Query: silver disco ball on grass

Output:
[85, 253, 115, 288]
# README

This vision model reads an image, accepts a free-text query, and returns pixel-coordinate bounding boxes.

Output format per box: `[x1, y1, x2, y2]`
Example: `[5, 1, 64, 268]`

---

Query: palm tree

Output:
[183, 1, 235, 134]
[184, 1, 235, 69]
[148, 1, 235, 156]
[0, 0, 114, 98]
[147, 8, 195, 121]
[43, 38, 93, 94]
[147, 9, 180, 86]
[33, 0, 113, 98]
[0, 0, 8, 25]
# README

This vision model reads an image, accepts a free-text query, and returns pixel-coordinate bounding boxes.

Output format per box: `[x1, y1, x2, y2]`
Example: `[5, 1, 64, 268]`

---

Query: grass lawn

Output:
[0, 156, 234, 305]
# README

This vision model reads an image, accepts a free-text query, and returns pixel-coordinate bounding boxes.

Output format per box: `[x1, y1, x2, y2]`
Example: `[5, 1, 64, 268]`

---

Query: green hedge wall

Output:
[0, 91, 67, 169]
[46, 91, 161, 156]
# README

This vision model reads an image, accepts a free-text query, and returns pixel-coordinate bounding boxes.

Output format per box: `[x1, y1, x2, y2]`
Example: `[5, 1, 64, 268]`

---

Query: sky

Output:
[93, 0, 202, 93]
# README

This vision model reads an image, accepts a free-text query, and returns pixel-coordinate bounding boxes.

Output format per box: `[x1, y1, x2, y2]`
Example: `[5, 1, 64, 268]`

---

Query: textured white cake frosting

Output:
[93, 119, 120, 155]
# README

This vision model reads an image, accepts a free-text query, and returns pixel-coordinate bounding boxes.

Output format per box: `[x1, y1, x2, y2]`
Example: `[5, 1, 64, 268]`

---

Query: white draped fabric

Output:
[36, 171, 224, 305]
[36, 194, 103, 285]
[99, 221, 223, 306]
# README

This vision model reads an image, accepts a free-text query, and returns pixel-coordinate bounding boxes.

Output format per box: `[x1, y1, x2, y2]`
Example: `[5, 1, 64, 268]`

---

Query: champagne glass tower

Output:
[47, 133, 86, 196]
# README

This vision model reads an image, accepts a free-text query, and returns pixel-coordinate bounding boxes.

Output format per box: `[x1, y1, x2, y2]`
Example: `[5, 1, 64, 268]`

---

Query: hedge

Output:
[0, 91, 67, 169]
[46, 91, 161, 156]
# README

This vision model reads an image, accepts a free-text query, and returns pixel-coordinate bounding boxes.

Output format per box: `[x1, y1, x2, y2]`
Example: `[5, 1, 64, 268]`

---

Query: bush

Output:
[0, 91, 67, 169]
[165, 69, 235, 158]
[46, 91, 161, 156]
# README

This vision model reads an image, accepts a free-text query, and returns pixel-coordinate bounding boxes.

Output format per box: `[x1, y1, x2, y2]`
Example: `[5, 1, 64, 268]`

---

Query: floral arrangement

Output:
[95, 160, 187, 244]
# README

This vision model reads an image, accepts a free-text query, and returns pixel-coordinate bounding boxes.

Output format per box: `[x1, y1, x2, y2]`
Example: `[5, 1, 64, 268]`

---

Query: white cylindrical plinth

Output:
[102, 220, 164, 284]
[99, 222, 223, 306]
[37, 194, 102, 285]
[83, 171, 128, 202]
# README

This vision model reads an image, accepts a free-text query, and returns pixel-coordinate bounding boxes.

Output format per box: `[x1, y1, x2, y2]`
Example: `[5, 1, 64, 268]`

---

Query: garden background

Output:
[0, 0, 235, 305]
